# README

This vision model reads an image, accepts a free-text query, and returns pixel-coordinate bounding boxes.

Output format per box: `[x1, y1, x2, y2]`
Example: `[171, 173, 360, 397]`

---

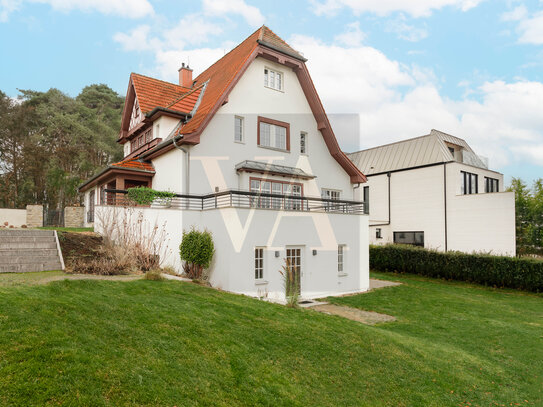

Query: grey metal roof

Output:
[348, 129, 487, 175]
[235, 160, 315, 179]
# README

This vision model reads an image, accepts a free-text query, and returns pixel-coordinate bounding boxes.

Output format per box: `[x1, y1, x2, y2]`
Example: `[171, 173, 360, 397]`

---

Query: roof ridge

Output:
[194, 26, 262, 82]
[349, 133, 433, 155]
[131, 72, 191, 91]
[165, 81, 207, 109]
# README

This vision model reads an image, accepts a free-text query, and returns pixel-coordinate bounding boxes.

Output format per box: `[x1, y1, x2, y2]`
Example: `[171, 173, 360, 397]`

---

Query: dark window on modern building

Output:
[485, 177, 499, 193]
[393, 231, 424, 247]
[376, 228, 382, 239]
[363, 186, 369, 214]
[461, 171, 478, 195]
[448, 147, 455, 157]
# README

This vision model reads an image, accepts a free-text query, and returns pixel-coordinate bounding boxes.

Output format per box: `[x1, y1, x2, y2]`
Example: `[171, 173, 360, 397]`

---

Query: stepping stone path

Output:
[306, 278, 401, 325]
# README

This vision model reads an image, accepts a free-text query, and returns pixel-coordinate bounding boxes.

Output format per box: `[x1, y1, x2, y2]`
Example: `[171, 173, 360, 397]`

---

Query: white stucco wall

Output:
[95, 204, 369, 299]
[0, 208, 27, 227]
[151, 56, 356, 201]
[364, 162, 515, 255]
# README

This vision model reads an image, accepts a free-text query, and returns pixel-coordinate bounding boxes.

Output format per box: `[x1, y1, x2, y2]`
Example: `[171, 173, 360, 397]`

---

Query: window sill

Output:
[234, 140, 245, 144]
[257, 145, 290, 153]
[255, 280, 269, 286]
[264, 85, 284, 93]
[338, 273, 348, 277]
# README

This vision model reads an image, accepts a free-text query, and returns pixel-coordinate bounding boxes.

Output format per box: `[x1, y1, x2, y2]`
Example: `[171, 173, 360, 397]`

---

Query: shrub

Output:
[279, 259, 299, 307]
[127, 187, 175, 206]
[179, 228, 214, 280]
[144, 270, 165, 281]
[70, 245, 137, 275]
[370, 244, 543, 292]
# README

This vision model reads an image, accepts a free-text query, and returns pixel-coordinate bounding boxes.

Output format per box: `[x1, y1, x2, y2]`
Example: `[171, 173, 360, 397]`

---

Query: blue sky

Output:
[1, 0, 543, 185]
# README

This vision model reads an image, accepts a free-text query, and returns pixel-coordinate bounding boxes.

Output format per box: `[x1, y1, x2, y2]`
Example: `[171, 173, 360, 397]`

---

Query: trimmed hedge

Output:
[370, 244, 543, 292]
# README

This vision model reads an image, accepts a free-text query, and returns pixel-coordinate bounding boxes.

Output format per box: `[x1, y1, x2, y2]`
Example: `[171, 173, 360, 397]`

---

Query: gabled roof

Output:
[135, 25, 365, 184]
[348, 129, 488, 176]
[131, 73, 193, 114]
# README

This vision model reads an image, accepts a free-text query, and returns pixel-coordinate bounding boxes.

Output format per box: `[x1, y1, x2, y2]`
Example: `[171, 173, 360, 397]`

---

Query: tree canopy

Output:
[0, 85, 124, 209]
[508, 178, 543, 256]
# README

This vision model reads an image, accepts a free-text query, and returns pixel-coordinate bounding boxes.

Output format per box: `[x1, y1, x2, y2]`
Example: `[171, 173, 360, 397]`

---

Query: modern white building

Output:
[79, 26, 370, 299]
[348, 129, 516, 256]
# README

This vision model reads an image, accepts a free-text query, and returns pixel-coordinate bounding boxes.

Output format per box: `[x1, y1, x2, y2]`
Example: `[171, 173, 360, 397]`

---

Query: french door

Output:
[286, 247, 302, 295]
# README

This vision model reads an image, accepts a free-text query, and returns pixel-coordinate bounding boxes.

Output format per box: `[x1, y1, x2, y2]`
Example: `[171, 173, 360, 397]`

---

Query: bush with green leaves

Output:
[370, 244, 543, 292]
[127, 187, 175, 206]
[179, 228, 215, 280]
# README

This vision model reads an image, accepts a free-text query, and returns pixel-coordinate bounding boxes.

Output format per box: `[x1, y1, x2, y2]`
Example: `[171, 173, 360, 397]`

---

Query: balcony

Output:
[103, 189, 369, 215]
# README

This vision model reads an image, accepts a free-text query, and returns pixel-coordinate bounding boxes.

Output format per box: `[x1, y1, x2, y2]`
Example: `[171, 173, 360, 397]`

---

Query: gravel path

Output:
[311, 304, 396, 325]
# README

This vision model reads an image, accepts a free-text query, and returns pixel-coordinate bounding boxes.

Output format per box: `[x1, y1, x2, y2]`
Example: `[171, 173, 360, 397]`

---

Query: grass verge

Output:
[0, 272, 541, 406]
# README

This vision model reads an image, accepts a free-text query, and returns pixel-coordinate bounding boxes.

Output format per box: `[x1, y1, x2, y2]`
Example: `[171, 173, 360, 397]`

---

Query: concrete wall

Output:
[0, 208, 27, 228]
[364, 162, 515, 256]
[64, 206, 85, 228]
[26, 205, 43, 228]
[95, 205, 370, 300]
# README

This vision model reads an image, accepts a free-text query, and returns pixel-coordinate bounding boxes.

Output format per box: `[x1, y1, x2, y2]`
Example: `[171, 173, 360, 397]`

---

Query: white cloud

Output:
[114, 15, 227, 82]
[0, 0, 22, 21]
[517, 11, 543, 45]
[385, 14, 428, 41]
[291, 34, 543, 169]
[333, 21, 365, 46]
[202, 0, 264, 27]
[501, 5, 527, 22]
[310, 0, 484, 18]
[163, 14, 223, 49]
[113, 25, 158, 52]
[1, 0, 153, 21]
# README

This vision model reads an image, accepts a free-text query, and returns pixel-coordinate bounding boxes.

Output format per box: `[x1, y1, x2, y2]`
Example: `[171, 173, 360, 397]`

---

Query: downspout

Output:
[443, 163, 448, 252]
[172, 136, 190, 196]
[371, 172, 391, 227]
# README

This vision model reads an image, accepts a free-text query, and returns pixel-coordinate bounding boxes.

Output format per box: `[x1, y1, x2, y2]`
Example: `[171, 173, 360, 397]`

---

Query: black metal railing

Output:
[103, 189, 369, 215]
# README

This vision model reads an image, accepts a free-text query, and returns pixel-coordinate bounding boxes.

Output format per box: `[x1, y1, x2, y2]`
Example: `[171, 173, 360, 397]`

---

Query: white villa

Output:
[79, 26, 370, 300]
[348, 130, 516, 256]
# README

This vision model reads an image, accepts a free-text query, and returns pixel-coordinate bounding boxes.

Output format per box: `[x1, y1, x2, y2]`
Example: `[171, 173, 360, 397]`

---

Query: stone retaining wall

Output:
[26, 205, 43, 228]
[64, 206, 84, 228]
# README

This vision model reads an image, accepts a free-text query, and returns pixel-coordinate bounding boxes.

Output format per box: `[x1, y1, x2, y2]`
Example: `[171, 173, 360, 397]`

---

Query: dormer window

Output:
[264, 68, 283, 91]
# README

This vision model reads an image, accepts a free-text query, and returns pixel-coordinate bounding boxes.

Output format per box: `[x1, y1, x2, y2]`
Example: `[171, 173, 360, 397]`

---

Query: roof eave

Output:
[257, 39, 308, 62]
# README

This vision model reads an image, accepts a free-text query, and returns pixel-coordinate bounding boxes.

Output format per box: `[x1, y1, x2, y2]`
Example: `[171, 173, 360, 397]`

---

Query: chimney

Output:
[178, 62, 193, 88]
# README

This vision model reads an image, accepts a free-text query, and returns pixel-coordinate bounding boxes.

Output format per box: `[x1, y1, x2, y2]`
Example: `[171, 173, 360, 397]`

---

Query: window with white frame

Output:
[255, 247, 264, 280]
[300, 132, 307, 154]
[250, 178, 303, 210]
[322, 188, 341, 211]
[338, 245, 345, 273]
[259, 121, 287, 150]
[264, 67, 283, 91]
[235, 116, 244, 143]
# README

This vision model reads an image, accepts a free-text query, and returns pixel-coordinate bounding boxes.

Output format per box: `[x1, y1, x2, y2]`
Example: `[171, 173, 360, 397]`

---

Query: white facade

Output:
[351, 132, 515, 256]
[88, 53, 370, 299]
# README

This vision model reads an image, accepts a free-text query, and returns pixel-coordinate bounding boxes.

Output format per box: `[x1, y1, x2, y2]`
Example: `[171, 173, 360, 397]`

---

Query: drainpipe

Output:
[371, 172, 391, 227]
[443, 163, 448, 252]
[172, 136, 190, 196]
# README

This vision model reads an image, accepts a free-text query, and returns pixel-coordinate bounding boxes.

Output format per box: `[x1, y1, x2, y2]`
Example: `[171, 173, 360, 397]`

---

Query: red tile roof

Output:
[111, 158, 155, 172]
[131, 73, 193, 115]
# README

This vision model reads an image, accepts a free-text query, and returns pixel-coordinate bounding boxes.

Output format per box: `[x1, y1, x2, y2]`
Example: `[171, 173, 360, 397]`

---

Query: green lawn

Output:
[38, 226, 94, 233]
[0, 272, 541, 406]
